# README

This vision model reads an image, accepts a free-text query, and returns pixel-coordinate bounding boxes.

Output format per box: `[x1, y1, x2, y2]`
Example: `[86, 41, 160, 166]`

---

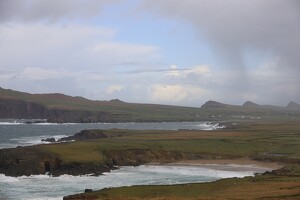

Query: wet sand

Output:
[163, 159, 283, 172]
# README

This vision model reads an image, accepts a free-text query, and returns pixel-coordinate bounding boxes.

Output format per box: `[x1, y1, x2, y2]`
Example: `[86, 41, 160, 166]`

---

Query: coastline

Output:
[162, 158, 283, 171]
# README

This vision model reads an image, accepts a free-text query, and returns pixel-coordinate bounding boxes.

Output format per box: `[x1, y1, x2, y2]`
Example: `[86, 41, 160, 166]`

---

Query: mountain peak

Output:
[109, 99, 124, 103]
[201, 100, 227, 109]
[243, 101, 260, 107]
[287, 101, 300, 111]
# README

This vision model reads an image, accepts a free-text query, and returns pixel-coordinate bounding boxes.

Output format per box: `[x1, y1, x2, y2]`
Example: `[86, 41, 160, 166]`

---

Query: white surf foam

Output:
[0, 163, 269, 200]
[0, 174, 19, 183]
[9, 135, 69, 146]
[0, 122, 24, 125]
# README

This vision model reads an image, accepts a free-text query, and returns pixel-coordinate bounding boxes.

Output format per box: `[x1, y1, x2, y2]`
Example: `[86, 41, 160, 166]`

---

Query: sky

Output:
[0, 0, 299, 107]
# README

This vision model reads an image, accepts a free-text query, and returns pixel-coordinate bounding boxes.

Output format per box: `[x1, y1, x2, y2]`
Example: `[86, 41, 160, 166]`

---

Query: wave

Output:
[0, 174, 19, 183]
[0, 164, 268, 200]
[0, 122, 24, 125]
[8, 135, 69, 146]
[127, 165, 257, 178]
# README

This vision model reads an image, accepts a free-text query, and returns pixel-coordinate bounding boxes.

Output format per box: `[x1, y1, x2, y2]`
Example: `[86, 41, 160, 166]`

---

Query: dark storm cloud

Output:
[0, 0, 121, 23]
[139, 0, 300, 104]
[141, 0, 300, 71]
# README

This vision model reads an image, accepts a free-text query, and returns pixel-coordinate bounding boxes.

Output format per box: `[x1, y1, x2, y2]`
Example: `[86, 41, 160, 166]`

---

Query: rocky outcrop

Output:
[0, 144, 230, 177]
[0, 146, 60, 176]
[0, 146, 112, 177]
[57, 129, 110, 142]
[41, 138, 56, 143]
[41, 129, 122, 143]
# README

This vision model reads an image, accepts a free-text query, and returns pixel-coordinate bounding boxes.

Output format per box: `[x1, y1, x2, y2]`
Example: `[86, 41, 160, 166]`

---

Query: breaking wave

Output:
[0, 164, 269, 200]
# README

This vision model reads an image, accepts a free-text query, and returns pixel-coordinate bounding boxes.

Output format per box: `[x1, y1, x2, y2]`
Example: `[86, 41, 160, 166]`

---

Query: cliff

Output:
[0, 98, 110, 123]
[0, 87, 205, 122]
[0, 146, 211, 177]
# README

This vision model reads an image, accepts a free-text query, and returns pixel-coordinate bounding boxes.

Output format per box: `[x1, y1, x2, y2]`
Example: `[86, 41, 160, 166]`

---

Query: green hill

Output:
[0, 87, 204, 122]
[1, 87, 299, 122]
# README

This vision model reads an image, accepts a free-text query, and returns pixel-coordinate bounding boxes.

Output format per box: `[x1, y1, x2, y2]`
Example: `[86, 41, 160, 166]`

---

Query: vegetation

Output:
[1, 118, 300, 198]
[36, 122, 300, 164]
[1, 87, 300, 199]
[65, 173, 300, 199]
[58, 121, 300, 199]
[1, 87, 300, 122]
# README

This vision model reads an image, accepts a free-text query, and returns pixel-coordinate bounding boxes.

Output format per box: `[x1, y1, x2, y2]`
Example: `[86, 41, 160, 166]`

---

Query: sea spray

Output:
[0, 164, 270, 200]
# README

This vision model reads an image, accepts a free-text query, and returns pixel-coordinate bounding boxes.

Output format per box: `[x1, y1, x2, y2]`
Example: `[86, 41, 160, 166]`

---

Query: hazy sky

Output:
[0, 0, 299, 106]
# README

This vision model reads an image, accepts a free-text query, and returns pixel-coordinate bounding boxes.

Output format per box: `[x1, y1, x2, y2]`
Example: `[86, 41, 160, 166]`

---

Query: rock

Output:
[84, 189, 93, 193]
[41, 138, 56, 143]
[57, 129, 109, 142]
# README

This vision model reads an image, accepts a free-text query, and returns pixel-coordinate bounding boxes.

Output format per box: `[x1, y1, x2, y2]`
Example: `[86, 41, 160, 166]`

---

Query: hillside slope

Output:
[1, 87, 300, 122]
[0, 87, 203, 122]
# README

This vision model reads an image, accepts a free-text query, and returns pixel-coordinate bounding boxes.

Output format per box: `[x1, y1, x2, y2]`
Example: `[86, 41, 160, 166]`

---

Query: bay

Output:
[0, 120, 240, 200]
[0, 120, 221, 149]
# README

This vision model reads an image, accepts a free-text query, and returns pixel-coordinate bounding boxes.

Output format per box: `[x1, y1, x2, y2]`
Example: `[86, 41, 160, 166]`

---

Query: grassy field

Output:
[69, 173, 300, 199]
[36, 121, 300, 164]
[55, 121, 300, 199]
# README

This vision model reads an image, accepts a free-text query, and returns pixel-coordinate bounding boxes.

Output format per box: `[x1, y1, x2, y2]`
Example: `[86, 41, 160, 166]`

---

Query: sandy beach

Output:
[164, 159, 283, 171]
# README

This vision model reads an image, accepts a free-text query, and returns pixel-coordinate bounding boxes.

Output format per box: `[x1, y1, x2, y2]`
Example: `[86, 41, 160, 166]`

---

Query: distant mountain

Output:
[287, 101, 300, 111]
[1, 87, 300, 122]
[200, 100, 238, 109]
[242, 101, 260, 108]
[201, 100, 300, 115]
[0, 87, 203, 123]
[242, 101, 285, 111]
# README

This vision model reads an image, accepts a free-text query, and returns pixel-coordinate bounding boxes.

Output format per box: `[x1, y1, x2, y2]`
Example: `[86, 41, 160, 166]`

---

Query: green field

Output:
[66, 173, 300, 200]
[55, 121, 300, 199]
[36, 122, 300, 164]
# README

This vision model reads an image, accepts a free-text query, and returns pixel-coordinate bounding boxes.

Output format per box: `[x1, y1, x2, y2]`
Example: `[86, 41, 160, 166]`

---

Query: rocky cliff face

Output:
[0, 146, 112, 176]
[0, 98, 47, 119]
[0, 146, 59, 176]
[0, 145, 219, 177]
[0, 98, 110, 123]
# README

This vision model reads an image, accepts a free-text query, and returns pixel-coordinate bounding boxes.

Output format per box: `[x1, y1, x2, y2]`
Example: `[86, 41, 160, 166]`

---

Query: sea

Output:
[0, 120, 269, 200]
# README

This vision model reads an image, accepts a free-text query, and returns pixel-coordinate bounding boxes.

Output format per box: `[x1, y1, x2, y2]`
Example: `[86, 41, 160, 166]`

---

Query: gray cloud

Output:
[141, 0, 300, 69]
[1, 0, 299, 106]
[140, 0, 300, 103]
[0, 0, 121, 23]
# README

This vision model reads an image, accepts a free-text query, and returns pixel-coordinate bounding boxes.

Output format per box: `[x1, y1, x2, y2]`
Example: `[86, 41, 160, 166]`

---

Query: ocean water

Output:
[0, 164, 270, 200]
[0, 120, 222, 149]
[0, 120, 265, 200]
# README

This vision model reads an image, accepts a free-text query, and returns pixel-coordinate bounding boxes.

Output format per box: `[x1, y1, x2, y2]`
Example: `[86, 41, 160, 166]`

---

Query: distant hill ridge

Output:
[243, 101, 260, 107]
[200, 100, 238, 109]
[0, 87, 203, 123]
[287, 101, 300, 111]
[201, 99, 300, 111]
[0, 87, 300, 122]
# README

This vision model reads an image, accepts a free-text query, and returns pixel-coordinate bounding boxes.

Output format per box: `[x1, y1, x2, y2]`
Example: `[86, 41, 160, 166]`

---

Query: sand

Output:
[163, 159, 283, 171]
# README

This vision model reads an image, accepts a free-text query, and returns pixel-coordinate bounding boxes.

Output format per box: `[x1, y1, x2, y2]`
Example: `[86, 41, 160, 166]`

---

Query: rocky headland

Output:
[0, 129, 221, 177]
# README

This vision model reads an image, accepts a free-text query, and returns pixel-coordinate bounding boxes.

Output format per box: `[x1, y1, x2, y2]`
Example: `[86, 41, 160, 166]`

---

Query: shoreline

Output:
[163, 159, 283, 170]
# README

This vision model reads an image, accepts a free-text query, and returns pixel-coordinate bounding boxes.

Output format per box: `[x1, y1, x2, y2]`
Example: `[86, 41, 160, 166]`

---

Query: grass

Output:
[35, 121, 300, 164]
[30, 121, 300, 199]
[67, 175, 300, 199]
[2, 87, 300, 122]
